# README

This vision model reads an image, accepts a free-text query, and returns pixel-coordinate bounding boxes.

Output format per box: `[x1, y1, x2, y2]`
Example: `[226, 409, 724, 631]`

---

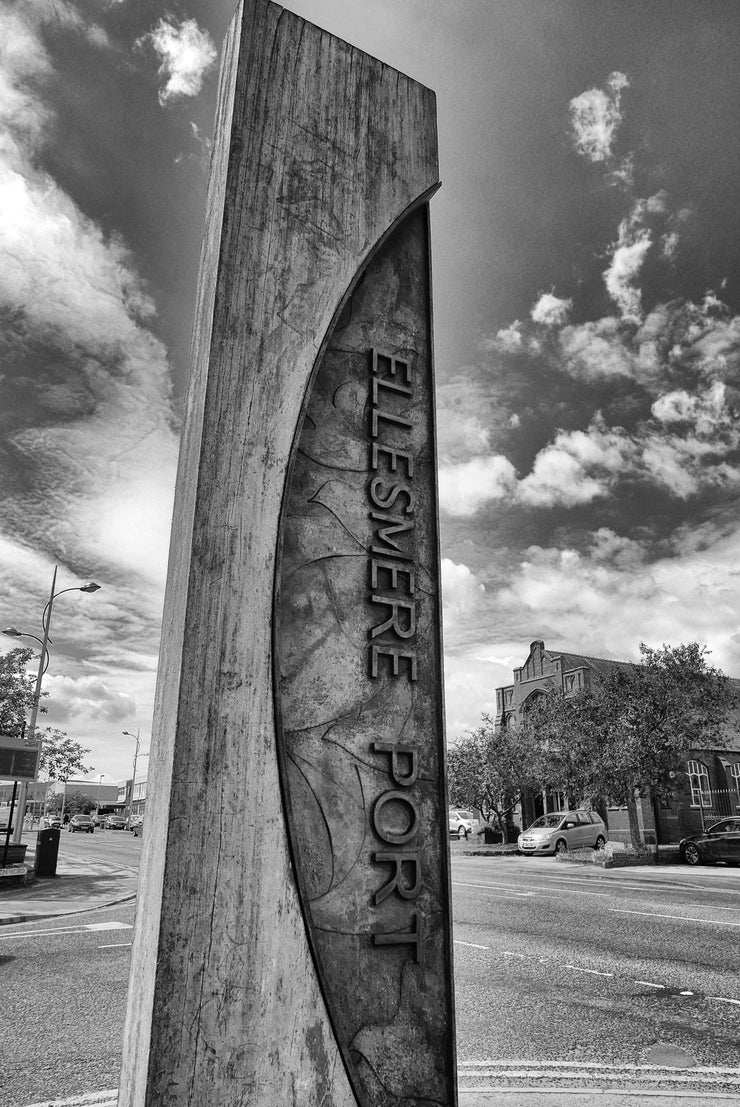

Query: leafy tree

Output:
[447, 716, 542, 842]
[38, 728, 91, 782]
[0, 648, 44, 737]
[46, 789, 95, 816]
[522, 642, 736, 849]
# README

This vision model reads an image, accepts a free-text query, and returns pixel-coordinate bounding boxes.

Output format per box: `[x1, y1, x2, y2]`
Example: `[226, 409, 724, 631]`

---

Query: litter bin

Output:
[35, 827, 61, 877]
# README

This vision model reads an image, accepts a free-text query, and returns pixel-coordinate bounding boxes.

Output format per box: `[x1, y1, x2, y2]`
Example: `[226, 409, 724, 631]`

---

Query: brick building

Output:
[494, 639, 740, 844]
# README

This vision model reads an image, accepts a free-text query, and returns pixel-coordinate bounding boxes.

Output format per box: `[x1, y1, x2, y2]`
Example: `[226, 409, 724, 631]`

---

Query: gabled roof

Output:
[547, 649, 637, 681]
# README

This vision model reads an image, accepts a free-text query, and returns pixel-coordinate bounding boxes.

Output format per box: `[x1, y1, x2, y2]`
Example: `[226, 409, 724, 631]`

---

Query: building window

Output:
[731, 764, 740, 805]
[687, 759, 711, 808]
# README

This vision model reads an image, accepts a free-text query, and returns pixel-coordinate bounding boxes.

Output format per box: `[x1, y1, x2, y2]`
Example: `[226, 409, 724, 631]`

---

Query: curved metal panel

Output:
[276, 204, 456, 1105]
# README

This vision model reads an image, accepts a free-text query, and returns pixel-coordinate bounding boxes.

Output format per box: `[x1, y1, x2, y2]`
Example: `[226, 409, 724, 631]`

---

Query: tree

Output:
[38, 728, 91, 782]
[46, 789, 95, 816]
[447, 716, 542, 842]
[521, 642, 736, 849]
[0, 647, 43, 736]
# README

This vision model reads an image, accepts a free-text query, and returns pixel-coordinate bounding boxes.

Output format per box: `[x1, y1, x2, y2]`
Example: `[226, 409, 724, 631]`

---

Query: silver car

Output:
[518, 810, 607, 856]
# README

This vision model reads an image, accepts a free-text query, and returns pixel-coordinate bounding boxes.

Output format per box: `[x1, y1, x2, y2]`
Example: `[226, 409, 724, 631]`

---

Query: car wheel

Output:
[683, 842, 702, 866]
[457, 827, 467, 840]
[555, 838, 568, 855]
[595, 835, 606, 850]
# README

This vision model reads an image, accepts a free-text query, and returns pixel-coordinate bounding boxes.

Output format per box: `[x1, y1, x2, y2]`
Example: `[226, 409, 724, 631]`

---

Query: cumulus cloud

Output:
[138, 17, 217, 106]
[531, 292, 572, 327]
[438, 455, 518, 516]
[491, 320, 523, 352]
[652, 381, 727, 432]
[493, 524, 740, 678]
[441, 558, 486, 624]
[517, 419, 635, 507]
[569, 71, 629, 163]
[604, 215, 652, 321]
[45, 674, 137, 723]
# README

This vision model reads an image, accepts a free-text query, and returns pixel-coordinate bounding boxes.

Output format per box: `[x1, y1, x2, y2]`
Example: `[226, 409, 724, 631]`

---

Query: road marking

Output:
[610, 907, 740, 926]
[457, 945, 725, 1002]
[453, 879, 609, 899]
[98, 941, 133, 949]
[457, 1060, 740, 1072]
[0, 921, 132, 941]
[683, 902, 740, 912]
[563, 963, 613, 977]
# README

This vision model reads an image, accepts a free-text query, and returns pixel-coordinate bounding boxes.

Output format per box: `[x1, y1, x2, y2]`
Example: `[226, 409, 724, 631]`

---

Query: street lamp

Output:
[2, 566, 101, 843]
[122, 729, 140, 829]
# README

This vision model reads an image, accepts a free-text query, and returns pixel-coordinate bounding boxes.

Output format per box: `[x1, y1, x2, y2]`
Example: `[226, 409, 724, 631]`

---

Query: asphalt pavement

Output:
[3, 837, 739, 1106]
[0, 831, 138, 926]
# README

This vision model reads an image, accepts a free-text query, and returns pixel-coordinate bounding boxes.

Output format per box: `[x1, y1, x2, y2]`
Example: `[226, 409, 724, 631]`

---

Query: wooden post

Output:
[119, 2, 455, 1103]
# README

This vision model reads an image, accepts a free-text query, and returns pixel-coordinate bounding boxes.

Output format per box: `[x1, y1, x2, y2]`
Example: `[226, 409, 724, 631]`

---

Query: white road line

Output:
[457, 947, 728, 1001]
[97, 942, 133, 949]
[453, 879, 609, 899]
[457, 1060, 740, 1072]
[683, 902, 740, 912]
[23, 1093, 118, 1107]
[0, 921, 132, 941]
[563, 964, 613, 977]
[610, 906, 740, 926]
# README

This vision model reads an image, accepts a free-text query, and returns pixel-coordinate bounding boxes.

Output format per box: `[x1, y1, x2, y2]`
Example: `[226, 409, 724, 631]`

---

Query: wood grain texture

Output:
[119, 1, 440, 1104]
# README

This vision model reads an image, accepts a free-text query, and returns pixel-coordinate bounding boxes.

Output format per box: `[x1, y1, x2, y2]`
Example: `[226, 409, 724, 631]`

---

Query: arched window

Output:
[522, 689, 548, 717]
[687, 759, 711, 808]
[731, 763, 740, 805]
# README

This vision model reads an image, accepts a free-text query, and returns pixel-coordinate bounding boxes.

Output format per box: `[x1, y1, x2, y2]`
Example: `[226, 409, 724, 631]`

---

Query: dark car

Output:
[68, 814, 94, 834]
[680, 818, 740, 866]
[103, 814, 127, 830]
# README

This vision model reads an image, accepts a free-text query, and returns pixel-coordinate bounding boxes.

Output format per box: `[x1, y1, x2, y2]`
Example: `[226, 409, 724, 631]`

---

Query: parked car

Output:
[680, 818, 740, 866]
[449, 809, 474, 840]
[102, 814, 127, 830]
[518, 810, 607, 856]
[43, 814, 62, 829]
[68, 814, 94, 834]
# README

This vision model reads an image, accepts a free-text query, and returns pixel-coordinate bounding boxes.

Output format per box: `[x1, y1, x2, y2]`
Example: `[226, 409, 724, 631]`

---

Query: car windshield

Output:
[528, 813, 566, 829]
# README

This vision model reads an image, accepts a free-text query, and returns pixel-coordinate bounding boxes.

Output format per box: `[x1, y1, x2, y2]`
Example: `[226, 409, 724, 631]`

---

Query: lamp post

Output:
[3, 566, 100, 843]
[122, 729, 140, 829]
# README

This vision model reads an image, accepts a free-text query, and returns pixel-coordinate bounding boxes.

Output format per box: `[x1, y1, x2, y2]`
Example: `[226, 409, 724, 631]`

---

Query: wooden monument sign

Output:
[120, 1, 456, 1103]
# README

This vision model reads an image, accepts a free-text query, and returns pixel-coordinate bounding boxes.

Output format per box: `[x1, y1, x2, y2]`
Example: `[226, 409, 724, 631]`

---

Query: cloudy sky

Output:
[2, 0, 739, 780]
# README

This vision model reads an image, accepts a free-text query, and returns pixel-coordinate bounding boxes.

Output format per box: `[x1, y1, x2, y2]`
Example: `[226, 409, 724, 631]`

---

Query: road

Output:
[2, 838, 740, 1104]
[452, 852, 740, 1095]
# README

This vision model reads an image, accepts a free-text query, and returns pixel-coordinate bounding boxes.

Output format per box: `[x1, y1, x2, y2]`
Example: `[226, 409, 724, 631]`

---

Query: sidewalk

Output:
[0, 835, 139, 925]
